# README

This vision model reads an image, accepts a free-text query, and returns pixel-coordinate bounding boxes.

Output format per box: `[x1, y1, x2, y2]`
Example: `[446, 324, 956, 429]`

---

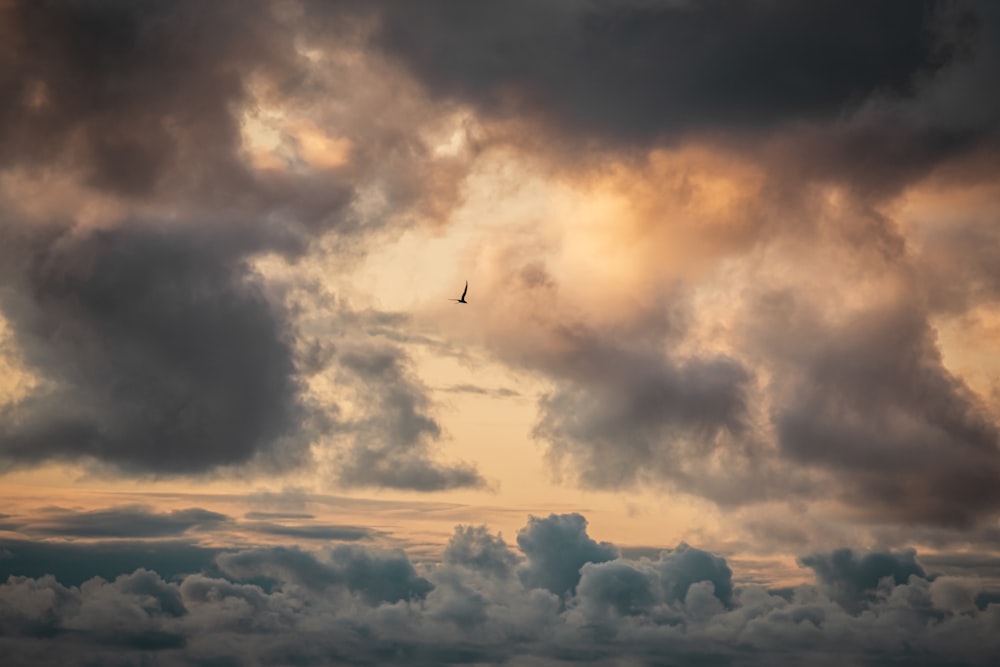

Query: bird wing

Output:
[461, 281, 468, 299]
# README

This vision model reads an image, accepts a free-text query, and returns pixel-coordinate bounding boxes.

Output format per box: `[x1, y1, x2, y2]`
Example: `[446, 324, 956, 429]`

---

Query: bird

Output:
[450, 281, 468, 304]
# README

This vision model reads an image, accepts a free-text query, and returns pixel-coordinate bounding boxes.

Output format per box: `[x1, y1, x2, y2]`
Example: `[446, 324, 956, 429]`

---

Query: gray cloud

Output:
[370, 0, 970, 143]
[1, 515, 999, 666]
[335, 343, 486, 491]
[368, 0, 1000, 208]
[109, 567, 187, 618]
[656, 543, 735, 609]
[574, 543, 736, 623]
[921, 553, 1000, 580]
[243, 511, 316, 521]
[516, 513, 618, 596]
[526, 318, 758, 502]
[0, 538, 225, 587]
[0, 225, 310, 474]
[244, 522, 375, 542]
[799, 548, 928, 613]
[910, 180, 1000, 315]
[0, 0, 291, 196]
[440, 384, 522, 398]
[0, 221, 482, 491]
[0, 0, 487, 488]
[0, 568, 188, 653]
[443, 525, 520, 579]
[0, 0, 365, 242]
[0, 0, 366, 244]
[217, 544, 433, 604]
[11, 505, 228, 539]
[752, 292, 1000, 526]
[574, 559, 659, 619]
[380, 1, 1000, 521]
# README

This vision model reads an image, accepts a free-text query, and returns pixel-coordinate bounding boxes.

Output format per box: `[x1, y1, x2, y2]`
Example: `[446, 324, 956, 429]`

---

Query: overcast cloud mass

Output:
[1, 0, 999, 664]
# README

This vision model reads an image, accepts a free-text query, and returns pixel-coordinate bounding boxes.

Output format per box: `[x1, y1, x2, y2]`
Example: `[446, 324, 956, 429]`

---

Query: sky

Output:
[1, 0, 1000, 665]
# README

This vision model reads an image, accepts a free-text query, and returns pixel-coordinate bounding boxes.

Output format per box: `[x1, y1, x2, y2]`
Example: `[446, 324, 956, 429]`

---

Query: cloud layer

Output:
[2, 513, 998, 666]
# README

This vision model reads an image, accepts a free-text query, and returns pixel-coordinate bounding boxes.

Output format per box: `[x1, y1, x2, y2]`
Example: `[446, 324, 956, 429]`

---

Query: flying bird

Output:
[450, 281, 468, 304]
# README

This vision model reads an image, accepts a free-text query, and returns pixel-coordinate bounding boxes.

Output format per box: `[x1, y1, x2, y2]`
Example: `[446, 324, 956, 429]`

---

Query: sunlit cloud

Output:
[0, 1, 998, 664]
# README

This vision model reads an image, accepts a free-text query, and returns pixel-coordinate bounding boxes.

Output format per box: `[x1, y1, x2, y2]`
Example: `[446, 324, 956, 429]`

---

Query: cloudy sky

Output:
[1, 1, 1000, 664]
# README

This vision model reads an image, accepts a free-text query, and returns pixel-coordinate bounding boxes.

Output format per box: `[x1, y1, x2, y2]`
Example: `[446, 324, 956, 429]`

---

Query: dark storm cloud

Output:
[0, 0, 485, 485]
[0, 230, 484, 484]
[2, 515, 1000, 666]
[0, 0, 351, 235]
[370, 0, 972, 143]
[751, 292, 1000, 525]
[0, 0, 340, 479]
[335, 344, 486, 491]
[0, 224, 309, 474]
[0, 0, 296, 197]
[363, 0, 1000, 209]
[11, 505, 228, 538]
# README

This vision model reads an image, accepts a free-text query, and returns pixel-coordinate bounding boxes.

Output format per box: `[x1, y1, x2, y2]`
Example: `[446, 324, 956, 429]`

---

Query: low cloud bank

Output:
[1, 513, 997, 666]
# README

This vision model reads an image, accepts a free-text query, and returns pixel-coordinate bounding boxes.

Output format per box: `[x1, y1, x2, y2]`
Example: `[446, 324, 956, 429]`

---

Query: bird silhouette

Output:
[450, 281, 468, 304]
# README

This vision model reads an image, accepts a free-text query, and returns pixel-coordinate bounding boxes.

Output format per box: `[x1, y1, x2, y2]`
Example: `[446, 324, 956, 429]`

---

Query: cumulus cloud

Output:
[573, 542, 736, 624]
[799, 548, 928, 612]
[1, 515, 998, 666]
[444, 525, 520, 578]
[516, 513, 619, 596]
[216, 544, 433, 604]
